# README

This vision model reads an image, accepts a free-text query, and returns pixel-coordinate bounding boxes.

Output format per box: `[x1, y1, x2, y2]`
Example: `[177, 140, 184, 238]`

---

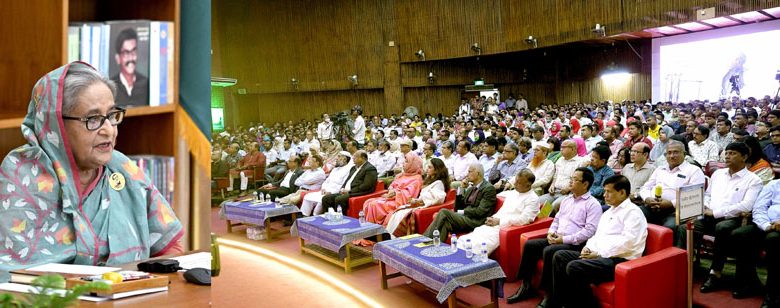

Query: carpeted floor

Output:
[210, 207, 765, 307]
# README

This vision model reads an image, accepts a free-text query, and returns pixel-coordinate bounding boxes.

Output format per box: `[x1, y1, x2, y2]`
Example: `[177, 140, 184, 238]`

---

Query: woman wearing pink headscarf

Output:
[573, 137, 588, 157]
[362, 152, 424, 225]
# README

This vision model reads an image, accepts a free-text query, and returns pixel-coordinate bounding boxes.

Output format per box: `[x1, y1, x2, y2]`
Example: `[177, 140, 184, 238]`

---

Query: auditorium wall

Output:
[213, 0, 775, 127]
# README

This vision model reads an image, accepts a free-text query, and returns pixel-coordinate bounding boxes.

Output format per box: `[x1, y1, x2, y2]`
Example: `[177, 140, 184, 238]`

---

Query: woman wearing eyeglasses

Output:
[0, 62, 182, 279]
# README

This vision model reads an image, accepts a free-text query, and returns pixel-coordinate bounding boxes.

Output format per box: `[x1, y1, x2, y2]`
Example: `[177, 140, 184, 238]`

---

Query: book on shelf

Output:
[67, 19, 175, 108]
[129, 155, 175, 204]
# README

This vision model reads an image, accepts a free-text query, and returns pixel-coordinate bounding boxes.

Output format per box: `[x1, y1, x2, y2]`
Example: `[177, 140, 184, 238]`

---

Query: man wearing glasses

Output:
[763, 126, 780, 166]
[688, 125, 720, 167]
[111, 28, 149, 107]
[637, 140, 705, 241]
[622, 142, 655, 197]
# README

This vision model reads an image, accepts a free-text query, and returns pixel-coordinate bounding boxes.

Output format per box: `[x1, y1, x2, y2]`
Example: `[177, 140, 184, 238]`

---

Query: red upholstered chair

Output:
[346, 181, 386, 218]
[414, 194, 551, 281]
[297, 190, 319, 207]
[496, 216, 552, 282]
[519, 224, 687, 308]
[412, 189, 456, 234]
[704, 161, 725, 177]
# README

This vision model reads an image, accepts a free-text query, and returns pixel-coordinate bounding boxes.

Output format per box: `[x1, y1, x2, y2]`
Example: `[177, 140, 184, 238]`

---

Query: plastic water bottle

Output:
[450, 234, 458, 252]
[465, 239, 473, 258]
[337, 205, 343, 221]
[259, 192, 266, 203]
[253, 191, 258, 201]
[432, 230, 440, 247]
[358, 210, 366, 225]
[481, 249, 488, 262]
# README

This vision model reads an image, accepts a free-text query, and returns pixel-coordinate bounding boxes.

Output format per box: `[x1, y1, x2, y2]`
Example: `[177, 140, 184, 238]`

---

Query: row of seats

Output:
[289, 182, 688, 308]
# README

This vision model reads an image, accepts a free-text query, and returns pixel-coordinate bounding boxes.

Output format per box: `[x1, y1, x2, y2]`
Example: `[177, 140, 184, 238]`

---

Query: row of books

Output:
[129, 155, 175, 204]
[67, 20, 175, 107]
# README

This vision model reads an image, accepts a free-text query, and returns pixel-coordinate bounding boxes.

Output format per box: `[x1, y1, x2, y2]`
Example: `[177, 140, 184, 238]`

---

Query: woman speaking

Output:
[0, 62, 183, 279]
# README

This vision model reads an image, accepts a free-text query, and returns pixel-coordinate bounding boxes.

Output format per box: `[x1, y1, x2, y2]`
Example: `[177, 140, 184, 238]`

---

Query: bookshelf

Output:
[0, 0, 199, 247]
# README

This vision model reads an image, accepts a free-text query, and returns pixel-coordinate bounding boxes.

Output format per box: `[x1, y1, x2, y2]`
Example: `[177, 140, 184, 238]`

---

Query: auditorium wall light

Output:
[524, 36, 538, 48]
[600, 71, 632, 85]
[427, 72, 436, 84]
[348, 75, 358, 87]
[290, 78, 299, 90]
[415, 49, 425, 61]
[592, 23, 606, 37]
[218, 238, 383, 308]
[471, 43, 481, 55]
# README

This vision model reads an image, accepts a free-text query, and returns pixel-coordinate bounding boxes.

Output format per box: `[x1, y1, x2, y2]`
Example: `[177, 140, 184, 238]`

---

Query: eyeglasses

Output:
[62, 107, 126, 131]
[629, 150, 646, 154]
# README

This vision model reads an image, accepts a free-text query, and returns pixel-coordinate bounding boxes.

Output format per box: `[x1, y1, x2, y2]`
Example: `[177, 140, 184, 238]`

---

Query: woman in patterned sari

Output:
[744, 136, 775, 185]
[362, 152, 424, 225]
[384, 158, 450, 237]
[0, 62, 183, 280]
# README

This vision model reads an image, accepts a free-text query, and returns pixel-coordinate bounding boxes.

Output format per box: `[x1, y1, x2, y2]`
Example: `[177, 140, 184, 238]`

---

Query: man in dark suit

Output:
[111, 27, 149, 107]
[424, 163, 497, 242]
[321, 150, 378, 212]
[256, 156, 304, 202]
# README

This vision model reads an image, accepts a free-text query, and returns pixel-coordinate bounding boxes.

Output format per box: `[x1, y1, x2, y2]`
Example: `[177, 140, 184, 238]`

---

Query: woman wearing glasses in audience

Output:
[0, 62, 183, 279]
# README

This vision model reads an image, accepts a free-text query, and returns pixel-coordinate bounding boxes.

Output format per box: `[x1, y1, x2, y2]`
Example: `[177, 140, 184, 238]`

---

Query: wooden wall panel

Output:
[402, 87, 463, 117]
[229, 89, 384, 126]
[213, 0, 779, 129]
[214, 0, 391, 94]
[556, 73, 651, 104]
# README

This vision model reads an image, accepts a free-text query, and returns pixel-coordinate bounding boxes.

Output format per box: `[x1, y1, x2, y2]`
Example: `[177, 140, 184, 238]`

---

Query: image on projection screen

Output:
[652, 19, 780, 103]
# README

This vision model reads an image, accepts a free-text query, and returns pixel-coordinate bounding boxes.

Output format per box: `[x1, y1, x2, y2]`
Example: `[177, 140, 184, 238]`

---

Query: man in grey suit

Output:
[257, 156, 304, 202]
[424, 163, 497, 242]
[321, 150, 378, 212]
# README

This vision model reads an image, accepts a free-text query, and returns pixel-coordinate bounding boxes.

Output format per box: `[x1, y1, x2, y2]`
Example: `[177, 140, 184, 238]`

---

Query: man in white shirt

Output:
[539, 140, 587, 213]
[453, 141, 479, 183]
[639, 140, 705, 234]
[581, 124, 603, 152]
[688, 125, 719, 167]
[277, 155, 327, 205]
[257, 156, 304, 202]
[299, 130, 320, 154]
[352, 106, 366, 147]
[300, 152, 353, 216]
[317, 113, 334, 141]
[547, 175, 648, 308]
[516, 93, 529, 111]
[373, 141, 397, 177]
[696, 142, 763, 295]
[622, 142, 655, 195]
[457, 169, 539, 254]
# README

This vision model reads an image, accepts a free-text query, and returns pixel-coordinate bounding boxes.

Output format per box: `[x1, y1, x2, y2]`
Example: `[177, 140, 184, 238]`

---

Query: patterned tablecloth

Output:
[291, 215, 386, 259]
[373, 235, 506, 303]
[222, 200, 301, 227]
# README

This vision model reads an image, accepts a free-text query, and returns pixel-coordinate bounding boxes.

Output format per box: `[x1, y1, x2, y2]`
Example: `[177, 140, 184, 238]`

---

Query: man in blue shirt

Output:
[734, 179, 780, 307]
[588, 144, 614, 210]
[763, 126, 780, 166]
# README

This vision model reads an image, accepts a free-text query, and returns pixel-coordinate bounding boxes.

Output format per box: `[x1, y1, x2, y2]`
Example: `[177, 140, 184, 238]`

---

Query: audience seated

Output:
[457, 169, 539, 255]
[300, 151, 353, 216]
[692, 142, 763, 297]
[321, 150, 378, 213]
[506, 167, 602, 305]
[638, 140, 705, 235]
[277, 155, 326, 205]
[547, 175, 648, 308]
[213, 93, 780, 307]
[257, 156, 304, 202]
[423, 163, 496, 242]
[385, 158, 450, 237]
